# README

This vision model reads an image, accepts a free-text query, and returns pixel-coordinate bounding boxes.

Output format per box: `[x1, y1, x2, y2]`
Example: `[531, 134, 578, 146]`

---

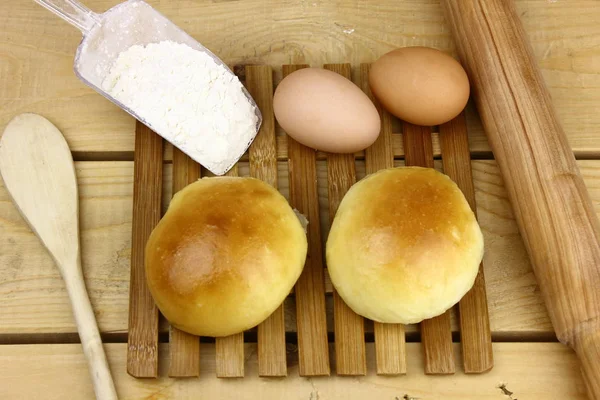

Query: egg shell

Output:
[369, 47, 470, 126]
[273, 68, 381, 153]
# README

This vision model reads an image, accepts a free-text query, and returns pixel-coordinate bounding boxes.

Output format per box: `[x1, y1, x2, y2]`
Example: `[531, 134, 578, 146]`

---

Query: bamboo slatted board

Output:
[127, 63, 493, 378]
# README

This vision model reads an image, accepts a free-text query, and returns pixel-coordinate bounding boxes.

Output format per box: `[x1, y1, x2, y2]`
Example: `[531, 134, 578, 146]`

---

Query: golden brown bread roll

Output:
[326, 167, 483, 324]
[145, 176, 307, 337]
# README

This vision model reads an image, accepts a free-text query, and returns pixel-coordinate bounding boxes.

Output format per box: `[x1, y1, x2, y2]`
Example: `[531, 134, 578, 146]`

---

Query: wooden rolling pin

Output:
[441, 1, 600, 398]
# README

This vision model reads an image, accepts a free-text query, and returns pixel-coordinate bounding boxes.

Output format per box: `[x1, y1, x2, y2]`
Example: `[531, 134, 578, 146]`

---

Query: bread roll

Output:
[145, 176, 307, 337]
[326, 167, 483, 324]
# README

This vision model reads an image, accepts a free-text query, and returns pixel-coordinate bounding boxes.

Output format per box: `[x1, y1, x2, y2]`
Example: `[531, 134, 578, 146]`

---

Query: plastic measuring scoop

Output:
[35, 0, 262, 175]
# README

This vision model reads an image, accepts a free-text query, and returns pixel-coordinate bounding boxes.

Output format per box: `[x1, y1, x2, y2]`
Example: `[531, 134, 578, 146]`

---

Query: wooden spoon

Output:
[0, 113, 118, 400]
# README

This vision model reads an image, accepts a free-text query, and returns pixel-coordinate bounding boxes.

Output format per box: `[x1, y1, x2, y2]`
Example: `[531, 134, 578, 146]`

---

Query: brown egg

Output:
[273, 68, 380, 153]
[369, 47, 470, 126]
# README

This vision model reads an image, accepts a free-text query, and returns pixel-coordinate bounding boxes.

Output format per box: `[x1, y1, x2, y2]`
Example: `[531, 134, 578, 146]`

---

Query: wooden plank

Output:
[168, 147, 201, 377]
[172, 148, 201, 191]
[127, 122, 162, 378]
[214, 164, 245, 378]
[215, 334, 245, 378]
[420, 315, 455, 375]
[372, 323, 407, 376]
[284, 64, 330, 376]
[361, 63, 407, 375]
[168, 328, 200, 377]
[402, 121, 455, 375]
[8, 160, 600, 338]
[245, 65, 287, 377]
[323, 63, 367, 376]
[440, 113, 493, 374]
[402, 124, 435, 169]
[3, 1, 600, 158]
[0, 343, 586, 399]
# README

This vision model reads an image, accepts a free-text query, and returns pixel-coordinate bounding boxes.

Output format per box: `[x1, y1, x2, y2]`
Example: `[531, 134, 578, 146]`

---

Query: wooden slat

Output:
[323, 63, 367, 376]
[284, 64, 331, 376]
[440, 113, 493, 373]
[361, 63, 407, 375]
[403, 121, 455, 375]
[215, 334, 245, 378]
[172, 148, 201, 192]
[245, 65, 287, 377]
[168, 328, 200, 377]
[168, 147, 201, 377]
[402, 124, 435, 169]
[127, 122, 162, 378]
[214, 164, 245, 378]
[420, 315, 454, 375]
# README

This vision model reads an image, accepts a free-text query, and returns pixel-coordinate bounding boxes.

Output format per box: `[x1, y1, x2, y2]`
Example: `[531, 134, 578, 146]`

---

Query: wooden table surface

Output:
[1, 0, 599, 398]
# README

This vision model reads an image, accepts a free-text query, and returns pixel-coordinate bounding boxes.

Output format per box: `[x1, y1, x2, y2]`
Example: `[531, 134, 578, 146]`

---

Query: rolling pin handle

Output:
[574, 328, 600, 399]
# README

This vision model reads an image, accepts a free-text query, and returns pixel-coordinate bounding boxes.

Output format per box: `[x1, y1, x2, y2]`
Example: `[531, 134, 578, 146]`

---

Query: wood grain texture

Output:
[2, 1, 599, 158]
[440, 113, 493, 374]
[361, 63, 407, 375]
[576, 331, 600, 400]
[127, 122, 162, 378]
[171, 133, 440, 163]
[0, 114, 117, 400]
[402, 122, 455, 375]
[284, 64, 330, 377]
[168, 327, 199, 378]
[402, 124, 435, 169]
[8, 159, 600, 338]
[362, 66, 395, 173]
[255, 305, 287, 377]
[171, 147, 200, 193]
[443, 0, 600, 395]
[0, 343, 587, 399]
[420, 316, 454, 375]
[168, 147, 201, 378]
[323, 63, 367, 377]
[215, 334, 245, 378]
[214, 164, 245, 378]
[372, 323, 407, 376]
[245, 65, 287, 377]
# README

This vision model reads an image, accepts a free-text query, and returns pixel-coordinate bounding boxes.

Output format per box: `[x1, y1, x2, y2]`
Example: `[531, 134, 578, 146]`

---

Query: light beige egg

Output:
[369, 47, 470, 126]
[273, 68, 381, 153]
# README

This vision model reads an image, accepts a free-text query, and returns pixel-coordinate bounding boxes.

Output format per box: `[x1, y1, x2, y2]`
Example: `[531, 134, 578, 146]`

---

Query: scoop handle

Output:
[34, 0, 100, 33]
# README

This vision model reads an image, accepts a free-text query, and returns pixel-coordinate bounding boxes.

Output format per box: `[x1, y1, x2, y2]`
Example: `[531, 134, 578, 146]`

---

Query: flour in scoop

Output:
[101, 41, 258, 175]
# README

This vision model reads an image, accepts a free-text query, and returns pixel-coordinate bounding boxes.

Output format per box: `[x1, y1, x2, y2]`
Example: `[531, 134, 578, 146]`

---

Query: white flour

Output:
[101, 40, 259, 175]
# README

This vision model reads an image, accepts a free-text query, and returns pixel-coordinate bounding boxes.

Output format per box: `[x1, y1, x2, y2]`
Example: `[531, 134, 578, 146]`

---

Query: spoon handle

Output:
[63, 257, 118, 400]
[34, 0, 100, 33]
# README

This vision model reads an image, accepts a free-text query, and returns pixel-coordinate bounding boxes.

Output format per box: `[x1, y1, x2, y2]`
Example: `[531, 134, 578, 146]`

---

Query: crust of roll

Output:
[146, 176, 307, 337]
[326, 167, 483, 324]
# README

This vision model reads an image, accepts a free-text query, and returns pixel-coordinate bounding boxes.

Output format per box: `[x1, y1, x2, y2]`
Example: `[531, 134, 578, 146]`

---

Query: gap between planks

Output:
[361, 63, 407, 376]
